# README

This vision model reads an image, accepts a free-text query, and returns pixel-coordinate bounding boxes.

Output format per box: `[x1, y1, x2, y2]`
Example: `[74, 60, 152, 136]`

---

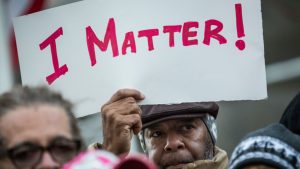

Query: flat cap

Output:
[140, 102, 219, 129]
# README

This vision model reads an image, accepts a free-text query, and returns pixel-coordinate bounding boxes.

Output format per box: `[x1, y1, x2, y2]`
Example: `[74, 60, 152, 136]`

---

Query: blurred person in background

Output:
[63, 150, 157, 169]
[229, 123, 300, 169]
[0, 86, 85, 169]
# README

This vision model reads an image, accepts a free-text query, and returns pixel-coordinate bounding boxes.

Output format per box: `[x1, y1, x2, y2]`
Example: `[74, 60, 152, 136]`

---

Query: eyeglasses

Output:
[6, 137, 81, 168]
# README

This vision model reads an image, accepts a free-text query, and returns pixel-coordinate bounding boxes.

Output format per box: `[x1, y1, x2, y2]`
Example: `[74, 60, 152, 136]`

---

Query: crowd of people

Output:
[0, 86, 299, 169]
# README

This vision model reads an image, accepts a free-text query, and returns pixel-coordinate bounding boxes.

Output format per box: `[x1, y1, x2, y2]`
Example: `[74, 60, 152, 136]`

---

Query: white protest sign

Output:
[14, 0, 267, 117]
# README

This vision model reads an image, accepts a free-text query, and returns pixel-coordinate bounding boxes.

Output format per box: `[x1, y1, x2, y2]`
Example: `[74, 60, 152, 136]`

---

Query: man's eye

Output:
[11, 146, 40, 162]
[150, 131, 162, 138]
[181, 124, 194, 131]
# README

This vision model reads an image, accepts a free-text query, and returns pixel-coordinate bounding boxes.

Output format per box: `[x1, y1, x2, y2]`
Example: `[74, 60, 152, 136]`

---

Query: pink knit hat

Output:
[63, 150, 157, 169]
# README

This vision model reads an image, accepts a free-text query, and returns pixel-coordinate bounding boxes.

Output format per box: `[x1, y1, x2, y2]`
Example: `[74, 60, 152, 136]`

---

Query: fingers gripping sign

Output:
[101, 89, 145, 155]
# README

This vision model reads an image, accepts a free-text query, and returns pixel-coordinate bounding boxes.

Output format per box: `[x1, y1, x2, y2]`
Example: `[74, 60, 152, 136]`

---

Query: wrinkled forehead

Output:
[144, 118, 204, 131]
[0, 104, 72, 147]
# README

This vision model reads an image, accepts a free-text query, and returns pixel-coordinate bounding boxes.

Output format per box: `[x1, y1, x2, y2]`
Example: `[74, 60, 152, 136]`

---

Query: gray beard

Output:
[150, 133, 214, 169]
[158, 145, 214, 169]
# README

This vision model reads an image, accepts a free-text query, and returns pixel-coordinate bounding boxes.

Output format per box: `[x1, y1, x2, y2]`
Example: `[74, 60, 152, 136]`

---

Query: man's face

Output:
[144, 118, 212, 169]
[0, 104, 76, 169]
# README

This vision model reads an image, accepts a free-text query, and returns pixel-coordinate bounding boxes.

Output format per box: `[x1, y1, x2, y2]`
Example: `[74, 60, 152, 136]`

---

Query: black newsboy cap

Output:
[140, 102, 219, 129]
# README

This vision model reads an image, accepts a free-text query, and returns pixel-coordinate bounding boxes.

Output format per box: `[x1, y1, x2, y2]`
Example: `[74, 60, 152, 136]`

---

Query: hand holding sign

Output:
[101, 89, 144, 155]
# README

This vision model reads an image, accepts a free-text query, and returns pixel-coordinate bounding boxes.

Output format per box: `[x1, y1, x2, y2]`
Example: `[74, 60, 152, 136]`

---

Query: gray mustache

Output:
[161, 153, 194, 168]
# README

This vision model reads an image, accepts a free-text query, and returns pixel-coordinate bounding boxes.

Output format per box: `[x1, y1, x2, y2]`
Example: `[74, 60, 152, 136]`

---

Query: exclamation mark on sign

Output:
[235, 3, 246, 51]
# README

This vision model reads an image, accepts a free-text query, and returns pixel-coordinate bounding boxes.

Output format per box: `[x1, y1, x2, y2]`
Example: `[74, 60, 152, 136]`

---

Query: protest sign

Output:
[14, 0, 267, 117]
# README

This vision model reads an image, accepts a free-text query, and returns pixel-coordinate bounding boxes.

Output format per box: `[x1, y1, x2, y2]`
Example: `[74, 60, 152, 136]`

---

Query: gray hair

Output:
[0, 86, 85, 153]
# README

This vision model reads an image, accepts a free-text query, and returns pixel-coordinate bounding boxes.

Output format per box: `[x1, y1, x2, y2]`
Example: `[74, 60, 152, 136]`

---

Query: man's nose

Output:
[36, 151, 60, 169]
[164, 133, 185, 152]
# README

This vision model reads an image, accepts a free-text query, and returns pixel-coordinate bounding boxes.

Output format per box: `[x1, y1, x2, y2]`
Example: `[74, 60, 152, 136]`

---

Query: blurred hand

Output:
[101, 89, 145, 155]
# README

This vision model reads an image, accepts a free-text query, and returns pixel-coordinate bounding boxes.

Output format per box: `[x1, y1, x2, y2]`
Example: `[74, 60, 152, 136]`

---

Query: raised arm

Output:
[99, 89, 144, 155]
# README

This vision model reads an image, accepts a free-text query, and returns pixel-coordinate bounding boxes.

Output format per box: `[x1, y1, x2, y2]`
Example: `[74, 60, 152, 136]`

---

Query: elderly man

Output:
[93, 89, 228, 169]
[0, 86, 85, 169]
